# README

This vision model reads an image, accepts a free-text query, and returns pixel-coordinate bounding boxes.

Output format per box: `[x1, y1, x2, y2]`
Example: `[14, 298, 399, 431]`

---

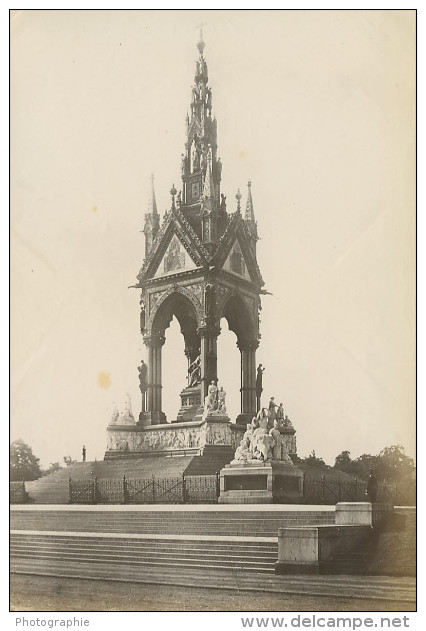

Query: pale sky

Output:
[10, 9, 415, 468]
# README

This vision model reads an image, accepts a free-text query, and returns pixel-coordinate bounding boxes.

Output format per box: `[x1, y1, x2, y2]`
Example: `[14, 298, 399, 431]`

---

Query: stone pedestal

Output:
[218, 461, 304, 504]
[175, 385, 203, 423]
[105, 418, 244, 459]
[139, 411, 166, 426]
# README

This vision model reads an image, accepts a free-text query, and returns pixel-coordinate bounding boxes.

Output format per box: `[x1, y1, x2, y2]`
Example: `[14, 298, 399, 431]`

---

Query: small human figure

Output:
[268, 397, 278, 422]
[256, 407, 269, 431]
[218, 386, 226, 413]
[367, 470, 378, 503]
[138, 360, 148, 412]
[140, 301, 146, 332]
[256, 364, 265, 412]
[269, 420, 282, 461]
[283, 414, 293, 428]
[277, 403, 284, 422]
[203, 380, 218, 416]
[82, 445, 86, 462]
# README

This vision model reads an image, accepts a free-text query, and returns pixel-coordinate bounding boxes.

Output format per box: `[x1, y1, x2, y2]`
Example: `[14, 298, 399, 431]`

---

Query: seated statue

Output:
[202, 380, 218, 419]
[110, 393, 135, 426]
[251, 427, 275, 462]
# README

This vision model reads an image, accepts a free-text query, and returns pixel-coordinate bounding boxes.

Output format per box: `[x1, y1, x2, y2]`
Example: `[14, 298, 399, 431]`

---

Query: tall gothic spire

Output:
[180, 35, 221, 208]
[143, 174, 160, 255]
[147, 173, 158, 216]
[245, 180, 258, 247]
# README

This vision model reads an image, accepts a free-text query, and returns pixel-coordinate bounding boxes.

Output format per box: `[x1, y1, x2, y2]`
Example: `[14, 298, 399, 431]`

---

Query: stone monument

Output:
[105, 34, 265, 460]
[105, 35, 301, 473]
[218, 416, 304, 504]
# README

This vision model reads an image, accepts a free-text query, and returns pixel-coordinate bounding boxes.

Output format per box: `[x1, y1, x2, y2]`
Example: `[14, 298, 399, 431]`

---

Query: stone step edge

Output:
[11, 554, 275, 570]
[11, 542, 277, 554]
[11, 505, 336, 513]
[10, 529, 276, 543]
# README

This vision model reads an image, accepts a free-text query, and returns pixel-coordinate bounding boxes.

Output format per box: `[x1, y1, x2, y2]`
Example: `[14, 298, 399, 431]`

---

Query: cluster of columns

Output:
[238, 340, 259, 421]
[140, 324, 258, 426]
[142, 332, 166, 425]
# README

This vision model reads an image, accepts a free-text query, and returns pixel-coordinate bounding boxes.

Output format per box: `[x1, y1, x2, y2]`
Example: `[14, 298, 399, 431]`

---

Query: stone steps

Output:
[10, 531, 277, 574]
[11, 509, 336, 537]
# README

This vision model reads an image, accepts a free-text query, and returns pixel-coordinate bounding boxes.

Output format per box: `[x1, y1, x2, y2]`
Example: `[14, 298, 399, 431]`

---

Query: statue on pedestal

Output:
[269, 419, 282, 461]
[256, 364, 264, 412]
[268, 397, 278, 422]
[203, 380, 218, 416]
[217, 386, 226, 413]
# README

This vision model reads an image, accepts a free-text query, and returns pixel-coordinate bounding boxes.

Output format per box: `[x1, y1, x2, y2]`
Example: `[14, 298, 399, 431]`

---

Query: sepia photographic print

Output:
[10, 9, 416, 616]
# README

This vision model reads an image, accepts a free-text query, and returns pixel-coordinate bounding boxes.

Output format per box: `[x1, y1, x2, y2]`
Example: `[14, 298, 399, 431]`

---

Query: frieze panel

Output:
[149, 289, 168, 315]
[106, 421, 245, 453]
[184, 282, 203, 306]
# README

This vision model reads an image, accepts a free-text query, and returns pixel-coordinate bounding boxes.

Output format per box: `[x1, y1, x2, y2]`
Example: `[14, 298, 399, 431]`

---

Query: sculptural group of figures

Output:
[202, 380, 227, 418]
[232, 411, 293, 465]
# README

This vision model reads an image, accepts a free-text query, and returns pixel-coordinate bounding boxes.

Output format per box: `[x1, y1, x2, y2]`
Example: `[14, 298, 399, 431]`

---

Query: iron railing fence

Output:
[69, 474, 220, 505]
[68, 473, 399, 505]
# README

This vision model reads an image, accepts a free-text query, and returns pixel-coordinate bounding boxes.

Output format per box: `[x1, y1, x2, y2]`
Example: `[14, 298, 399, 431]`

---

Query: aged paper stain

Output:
[97, 371, 111, 389]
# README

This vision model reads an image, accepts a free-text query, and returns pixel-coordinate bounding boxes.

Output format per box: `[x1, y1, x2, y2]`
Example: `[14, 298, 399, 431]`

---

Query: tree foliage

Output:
[301, 450, 327, 469]
[10, 439, 42, 481]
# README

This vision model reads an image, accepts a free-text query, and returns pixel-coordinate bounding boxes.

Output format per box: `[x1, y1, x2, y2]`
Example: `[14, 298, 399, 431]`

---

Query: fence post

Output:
[338, 479, 342, 501]
[216, 471, 220, 500]
[123, 475, 127, 504]
[152, 475, 155, 503]
[302, 473, 306, 502]
[68, 477, 72, 504]
[321, 475, 325, 503]
[182, 473, 187, 504]
[355, 478, 358, 501]
[93, 477, 98, 504]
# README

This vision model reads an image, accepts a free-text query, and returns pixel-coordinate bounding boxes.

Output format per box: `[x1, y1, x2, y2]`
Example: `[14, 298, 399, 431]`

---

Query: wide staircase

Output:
[10, 506, 336, 579]
[24, 457, 196, 504]
[10, 507, 335, 537]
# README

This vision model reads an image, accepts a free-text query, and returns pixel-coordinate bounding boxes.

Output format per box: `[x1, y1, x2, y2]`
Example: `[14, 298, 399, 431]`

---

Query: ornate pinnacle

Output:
[245, 179, 255, 223]
[170, 183, 177, 209]
[197, 23, 206, 55]
[236, 189, 242, 213]
[147, 173, 158, 216]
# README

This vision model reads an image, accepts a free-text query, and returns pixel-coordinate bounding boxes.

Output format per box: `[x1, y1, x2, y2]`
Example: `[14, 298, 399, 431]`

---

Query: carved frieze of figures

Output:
[149, 289, 167, 315]
[184, 282, 203, 305]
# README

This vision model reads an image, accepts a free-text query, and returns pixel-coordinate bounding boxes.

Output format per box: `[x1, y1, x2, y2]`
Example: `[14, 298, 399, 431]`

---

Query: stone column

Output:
[140, 333, 166, 426]
[197, 324, 220, 401]
[236, 340, 258, 425]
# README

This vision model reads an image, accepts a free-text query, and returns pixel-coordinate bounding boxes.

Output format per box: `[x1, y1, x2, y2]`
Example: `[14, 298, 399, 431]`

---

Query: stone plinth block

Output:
[335, 502, 372, 526]
[175, 385, 203, 423]
[105, 418, 244, 459]
[275, 525, 372, 574]
[218, 461, 304, 504]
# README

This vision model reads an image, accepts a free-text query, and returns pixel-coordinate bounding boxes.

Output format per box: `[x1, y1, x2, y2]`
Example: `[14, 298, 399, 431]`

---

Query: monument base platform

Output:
[218, 461, 304, 504]
[105, 418, 244, 459]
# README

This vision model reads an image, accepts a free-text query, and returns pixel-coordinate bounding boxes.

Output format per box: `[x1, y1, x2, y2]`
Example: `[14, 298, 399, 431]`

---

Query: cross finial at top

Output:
[197, 22, 206, 54]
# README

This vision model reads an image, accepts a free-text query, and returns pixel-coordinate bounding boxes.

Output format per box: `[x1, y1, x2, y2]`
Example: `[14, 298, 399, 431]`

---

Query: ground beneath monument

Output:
[10, 574, 416, 612]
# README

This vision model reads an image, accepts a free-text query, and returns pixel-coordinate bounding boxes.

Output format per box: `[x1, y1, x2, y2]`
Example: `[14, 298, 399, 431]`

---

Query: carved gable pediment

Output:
[223, 239, 252, 281]
[137, 211, 211, 284]
[153, 233, 197, 278]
